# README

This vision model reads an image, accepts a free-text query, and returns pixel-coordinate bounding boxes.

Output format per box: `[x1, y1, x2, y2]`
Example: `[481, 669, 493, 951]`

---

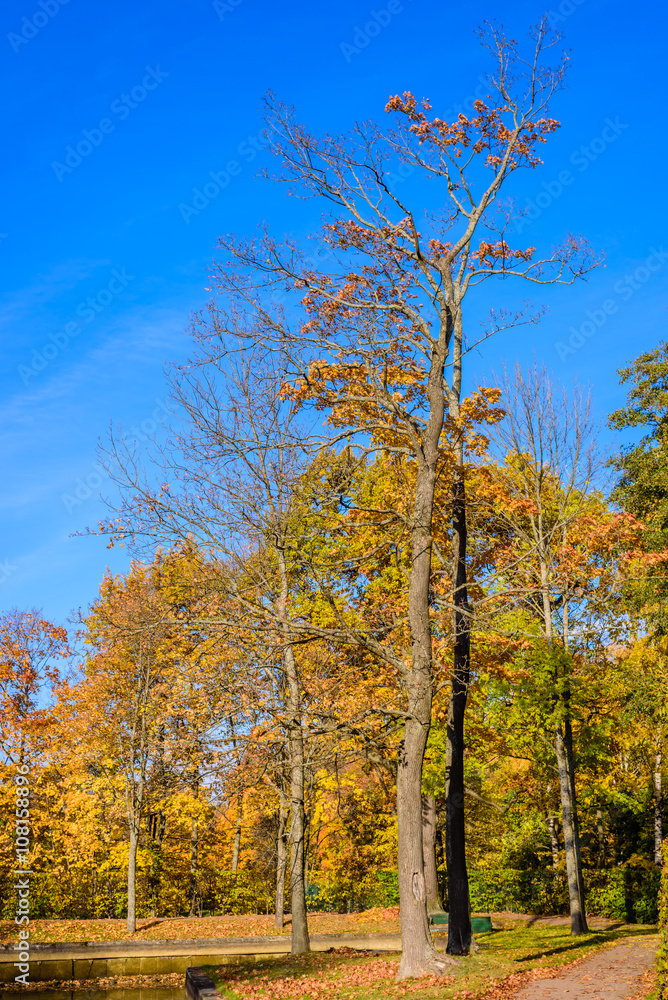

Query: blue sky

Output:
[1, 0, 666, 628]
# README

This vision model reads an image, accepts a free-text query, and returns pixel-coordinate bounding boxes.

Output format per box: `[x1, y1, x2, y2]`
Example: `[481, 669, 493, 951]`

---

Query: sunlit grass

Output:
[207, 921, 659, 1000]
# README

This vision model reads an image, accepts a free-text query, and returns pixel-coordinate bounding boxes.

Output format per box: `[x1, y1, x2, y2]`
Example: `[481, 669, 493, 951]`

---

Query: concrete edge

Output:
[0, 932, 404, 962]
[186, 966, 222, 1000]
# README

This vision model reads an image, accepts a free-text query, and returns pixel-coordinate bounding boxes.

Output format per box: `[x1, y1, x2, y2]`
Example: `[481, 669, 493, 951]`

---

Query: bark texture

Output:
[275, 785, 288, 928]
[547, 814, 560, 869]
[422, 794, 444, 914]
[231, 794, 242, 872]
[555, 721, 587, 934]
[396, 451, 452, 979]
[127, 824, 138, 932]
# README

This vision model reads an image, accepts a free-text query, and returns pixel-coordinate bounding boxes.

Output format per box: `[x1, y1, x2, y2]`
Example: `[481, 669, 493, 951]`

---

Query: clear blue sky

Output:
[1, 0, 666, 628]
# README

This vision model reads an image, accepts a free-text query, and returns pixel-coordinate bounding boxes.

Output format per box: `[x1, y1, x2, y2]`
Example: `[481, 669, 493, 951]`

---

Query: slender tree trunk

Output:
[276, 545, 310, 954]
[127, 822, 139, 932]
[231, 794, 242, 871]
[564, 717, 587, 923]
[288, 723, 309, 952]
[655, 730, 663, 866]
[596, 809, 605, 867]
[554, 722, 587, 934]
[422, 794, 444, 914]
[275, 785, 288, 929]
[546, 815, 560, 869]
[397, 458, 451, 979]
[446, 474, 472, 955]
[189, 818, 199, 915]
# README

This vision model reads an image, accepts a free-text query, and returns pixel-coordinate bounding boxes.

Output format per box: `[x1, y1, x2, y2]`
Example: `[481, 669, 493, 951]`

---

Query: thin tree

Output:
[483, 363, 641, 933]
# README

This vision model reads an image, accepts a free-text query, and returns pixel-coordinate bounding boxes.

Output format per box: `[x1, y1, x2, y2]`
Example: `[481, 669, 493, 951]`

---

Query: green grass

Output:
[206, 920, 659, 1000]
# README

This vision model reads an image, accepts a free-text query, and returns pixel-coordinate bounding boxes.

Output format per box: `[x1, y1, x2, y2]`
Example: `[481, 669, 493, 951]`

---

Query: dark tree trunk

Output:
[446, 475, 472, 955]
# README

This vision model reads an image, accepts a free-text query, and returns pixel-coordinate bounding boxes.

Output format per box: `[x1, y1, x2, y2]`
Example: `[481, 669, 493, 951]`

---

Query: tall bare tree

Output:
[206, 20, 599, 970]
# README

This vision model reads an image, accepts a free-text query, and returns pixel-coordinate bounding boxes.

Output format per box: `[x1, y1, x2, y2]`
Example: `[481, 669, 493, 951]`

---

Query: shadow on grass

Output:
[518, 925, 658, 963]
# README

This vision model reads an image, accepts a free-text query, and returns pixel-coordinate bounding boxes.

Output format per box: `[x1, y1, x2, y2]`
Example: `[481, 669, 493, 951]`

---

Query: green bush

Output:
[466, 867, 661, 922]
[306, 869, 399, 912]
[658, 841, 667, 1000]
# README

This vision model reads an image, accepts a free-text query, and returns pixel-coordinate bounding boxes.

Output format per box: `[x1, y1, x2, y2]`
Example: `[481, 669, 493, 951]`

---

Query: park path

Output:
[512, 940, 656, 1000]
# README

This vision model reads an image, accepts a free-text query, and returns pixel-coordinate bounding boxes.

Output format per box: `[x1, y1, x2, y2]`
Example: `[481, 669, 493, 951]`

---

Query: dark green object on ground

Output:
[429, 914, 493, 933]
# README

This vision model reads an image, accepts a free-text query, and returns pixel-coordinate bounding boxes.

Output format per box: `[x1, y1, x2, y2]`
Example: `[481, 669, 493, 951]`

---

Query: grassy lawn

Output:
[206, 921, 659, 1000]
[0, 908, 402, 943]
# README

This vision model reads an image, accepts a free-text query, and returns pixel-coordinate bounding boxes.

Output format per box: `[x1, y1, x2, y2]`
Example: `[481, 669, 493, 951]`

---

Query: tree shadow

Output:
[135, 918, 167, 932]
[518, 926, 657, 963]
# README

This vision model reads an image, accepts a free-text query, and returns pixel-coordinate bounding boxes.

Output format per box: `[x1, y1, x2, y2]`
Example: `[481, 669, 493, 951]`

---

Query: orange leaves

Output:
[471, 241, 536, 268]
[218, 950, 454, 999]
[386, 91, 561, 170]
[0, 610, 70, 755]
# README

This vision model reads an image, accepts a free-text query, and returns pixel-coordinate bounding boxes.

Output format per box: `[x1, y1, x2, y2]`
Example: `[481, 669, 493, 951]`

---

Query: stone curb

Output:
[186, 966, 221, 1000]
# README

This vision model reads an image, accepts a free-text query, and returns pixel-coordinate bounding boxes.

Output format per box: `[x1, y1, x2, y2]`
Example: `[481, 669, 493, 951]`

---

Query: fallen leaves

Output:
[1, 972, 184, 992]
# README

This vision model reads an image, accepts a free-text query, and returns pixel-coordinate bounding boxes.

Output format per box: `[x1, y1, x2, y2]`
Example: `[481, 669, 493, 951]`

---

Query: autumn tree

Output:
[204, 19, 600, 970]
[609, 340, 668, 628]
[481, 363, 643, 932]
[73, 551, 218, 931]
[99, 334, 340, 952]
[0, 610, 69, 766]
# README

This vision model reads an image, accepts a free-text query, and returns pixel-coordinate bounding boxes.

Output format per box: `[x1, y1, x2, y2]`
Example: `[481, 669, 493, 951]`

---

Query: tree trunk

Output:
[596, 809, 605, 867]
[422, 794, 444, 914]
[288, 724, 310, 952]
[397, 716, 443, 977]
[546, 815, 560, 869]
[655, 734, 663, 866]
[564, 717, 587, 924]
[397, 459, 451, 979]
[275, 786, 288, 929]
[554, 721, 587, 934]
[127, 822, 138, 932]
[276, 542, 310, 955]
[189, 818, 199, 916]
[446, 474, 472, 955]
[231, 794, 242, 872]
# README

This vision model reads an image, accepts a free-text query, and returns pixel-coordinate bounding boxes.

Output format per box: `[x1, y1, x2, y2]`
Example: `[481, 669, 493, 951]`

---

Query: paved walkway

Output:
[513, 941, 656, 1000]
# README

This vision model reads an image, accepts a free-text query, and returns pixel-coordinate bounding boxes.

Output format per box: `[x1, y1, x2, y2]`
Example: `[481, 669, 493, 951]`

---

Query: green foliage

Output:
[658, 841, 668, 999]
[467, 868, 660, 922]
[306, 869, 400, 912]
[609, 340, 668, 628]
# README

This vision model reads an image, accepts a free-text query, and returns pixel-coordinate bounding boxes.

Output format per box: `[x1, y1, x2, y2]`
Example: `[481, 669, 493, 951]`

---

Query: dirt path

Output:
[513, 941, 657, 1000]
